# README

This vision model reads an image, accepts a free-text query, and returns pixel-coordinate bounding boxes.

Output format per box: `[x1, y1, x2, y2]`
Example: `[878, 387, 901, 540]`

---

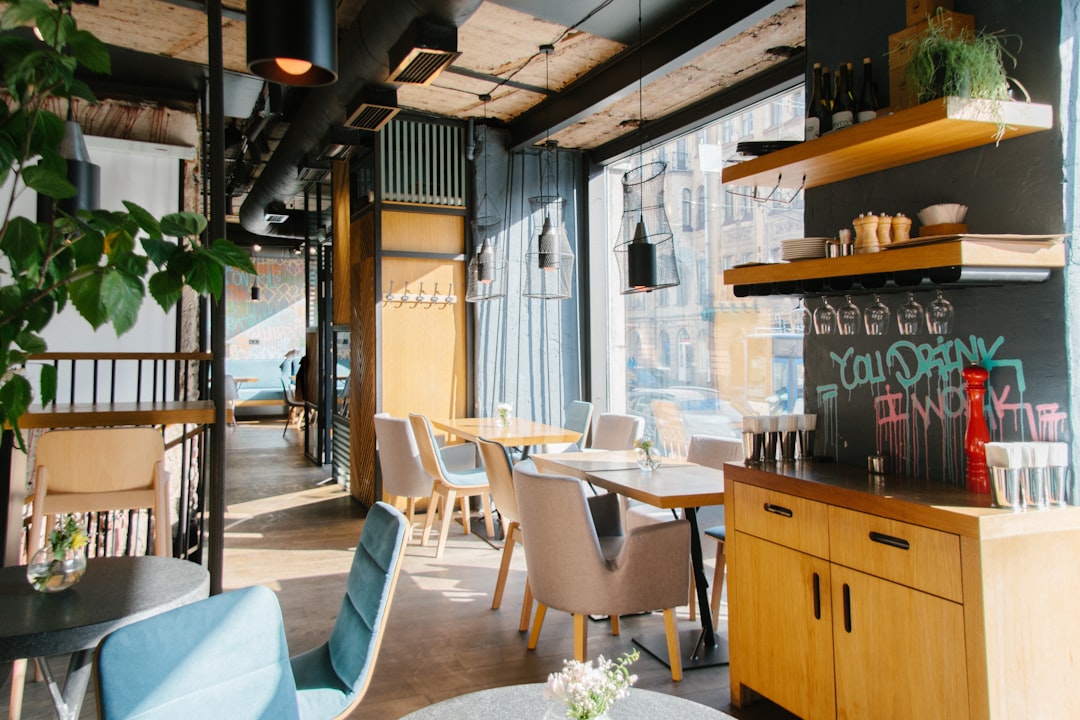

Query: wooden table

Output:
[399, 683, 734, 719]
[431, 416, 581, 458]
[532, 451, 727, 670]
[0, 555, 209, 720]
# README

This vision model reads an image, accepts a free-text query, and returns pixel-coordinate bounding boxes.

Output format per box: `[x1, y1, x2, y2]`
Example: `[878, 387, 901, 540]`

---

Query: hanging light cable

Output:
[614, 0, 678, 294]
[466, 94, 506, 302]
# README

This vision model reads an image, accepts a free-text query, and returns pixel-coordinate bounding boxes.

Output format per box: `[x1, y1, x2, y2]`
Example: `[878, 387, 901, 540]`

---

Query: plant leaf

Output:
[67, 28, 110, 74]
[15, 330, 46, 355]
[187, 255, 224, 299]
[207, 238, 256, 273]
[1, 216, 43, 271]
[160, 212, 207, 238]
[0, 0, 51, 30]
[67, 271, 107, 329]
[0, 371, 32, 427]
[148, 270, 183, 310]
[140, 236, 176, 266]
[101, 270, 144, 335]
[122, 201, 162, 239]
[39, 363, 56, 405]
[22, 163, 76, 199]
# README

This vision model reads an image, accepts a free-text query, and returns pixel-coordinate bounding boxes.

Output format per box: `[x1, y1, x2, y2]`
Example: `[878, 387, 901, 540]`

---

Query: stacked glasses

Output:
[985, 442, 1071, 509]
[743, 414, 816, 464]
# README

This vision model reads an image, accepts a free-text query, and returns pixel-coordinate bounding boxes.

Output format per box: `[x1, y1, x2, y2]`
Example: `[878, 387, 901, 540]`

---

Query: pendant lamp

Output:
[247, 0, 338, 86]
[466, 95, 506, 303]
[36, 108, 99, 222]
[613, 0, 679, 294]
[523, 46, 574, 300]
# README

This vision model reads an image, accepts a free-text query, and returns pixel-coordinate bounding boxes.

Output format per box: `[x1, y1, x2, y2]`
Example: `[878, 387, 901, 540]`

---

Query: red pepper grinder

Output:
[963, 365, 991, 494]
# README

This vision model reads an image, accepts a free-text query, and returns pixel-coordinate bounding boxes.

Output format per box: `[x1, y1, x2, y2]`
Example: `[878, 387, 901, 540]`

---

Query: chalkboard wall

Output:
[802, 0, 1068, 484]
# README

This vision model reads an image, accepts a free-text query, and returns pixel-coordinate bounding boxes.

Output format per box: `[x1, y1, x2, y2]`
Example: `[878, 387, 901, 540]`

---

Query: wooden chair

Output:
[373, 413, 434, 542]
[408, 413, 495, 558]
[13, 427, 171, 720]
[475, 438, 533, 631]
[513, 462, 690, 681]
[590, 413, 644, 450]
[651, 399, 689, 457]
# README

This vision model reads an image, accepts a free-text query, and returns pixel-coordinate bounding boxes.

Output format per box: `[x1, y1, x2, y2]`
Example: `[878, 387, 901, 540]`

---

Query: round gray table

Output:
[399, 683, 734, 719]
[0, 555, 210, 720]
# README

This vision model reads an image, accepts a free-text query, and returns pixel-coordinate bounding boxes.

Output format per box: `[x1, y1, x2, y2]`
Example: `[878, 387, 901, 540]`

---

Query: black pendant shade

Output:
[37, 119, 100, 222]
[247, 0, 338, 86]
[627, 218, 658, 290]
[477, 238, 496, 284]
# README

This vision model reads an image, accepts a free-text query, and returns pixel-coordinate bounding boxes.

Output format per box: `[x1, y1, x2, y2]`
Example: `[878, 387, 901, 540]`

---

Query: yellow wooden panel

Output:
[732, 482, 830, 559]
[381, 211, 465, 255]
[332, 159, 351, 325]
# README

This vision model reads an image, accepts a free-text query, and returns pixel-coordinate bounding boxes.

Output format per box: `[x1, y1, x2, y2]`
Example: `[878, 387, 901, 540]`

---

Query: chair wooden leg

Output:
[459, 494, 471, 536]
[405, 497, 417, 543]
[573, 613, 588, 661]
[479, 491, 495, 538]
[688, 564, 697, 621]
[663, 607, 683, 682]
[711, 540, 726, 627]
[9, 658, 26, 720]
[420, 488, 441, 547]
[528, 603, 547, 650]
[609, 615, 620, 636]
[435, 489, 458, 558]
[518, 578, 533, 632]
[492, 521, 518, 610]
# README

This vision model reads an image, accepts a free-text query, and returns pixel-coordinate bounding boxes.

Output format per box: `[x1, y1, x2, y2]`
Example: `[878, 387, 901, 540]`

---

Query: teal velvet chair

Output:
[563, 400, 593, 451]
[290, 501, 409, 719]
[96, 584, 300, 720]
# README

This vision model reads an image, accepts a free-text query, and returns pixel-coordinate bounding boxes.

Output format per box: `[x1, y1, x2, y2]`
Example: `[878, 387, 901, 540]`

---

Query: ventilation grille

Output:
[387, 49, 460, 85]
[381, 118, 465, 206]
[346, 104, 400, 132]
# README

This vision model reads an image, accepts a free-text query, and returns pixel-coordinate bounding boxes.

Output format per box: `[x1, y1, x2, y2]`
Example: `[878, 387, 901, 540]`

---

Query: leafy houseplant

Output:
[898, 9, 1028, 106]
[0, 0, 254, 439]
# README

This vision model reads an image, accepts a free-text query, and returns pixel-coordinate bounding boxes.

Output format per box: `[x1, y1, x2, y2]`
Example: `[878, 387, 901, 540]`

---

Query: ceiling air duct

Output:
[387, 18, 461, 85]
[346, 86, 400, 132]
[263, 201, 289, 223]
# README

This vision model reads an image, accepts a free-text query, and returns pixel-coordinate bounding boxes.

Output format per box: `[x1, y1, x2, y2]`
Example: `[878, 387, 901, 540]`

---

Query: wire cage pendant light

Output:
[613, 0, 679, 294]
[466, 95, 507, 302]
[247, 0, 338, 86]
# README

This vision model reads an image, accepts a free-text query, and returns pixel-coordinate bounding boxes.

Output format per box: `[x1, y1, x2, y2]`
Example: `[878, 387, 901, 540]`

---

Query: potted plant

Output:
[0, 0, 254, 440]
[897, 10, 1029, 106]
[25, 513, 88, 592]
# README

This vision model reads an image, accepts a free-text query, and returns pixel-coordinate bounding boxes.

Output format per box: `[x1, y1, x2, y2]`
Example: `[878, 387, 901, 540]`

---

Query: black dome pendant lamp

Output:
[247, 0, 338, 86]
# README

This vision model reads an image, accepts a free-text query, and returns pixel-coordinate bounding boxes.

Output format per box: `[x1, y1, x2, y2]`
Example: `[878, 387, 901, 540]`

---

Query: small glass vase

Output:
[636, 447, 661, 472]
[26, 546, 87, 593]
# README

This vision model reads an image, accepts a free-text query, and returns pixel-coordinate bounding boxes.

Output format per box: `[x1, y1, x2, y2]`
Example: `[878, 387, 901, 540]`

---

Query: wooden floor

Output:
[8, 419, 798, 719]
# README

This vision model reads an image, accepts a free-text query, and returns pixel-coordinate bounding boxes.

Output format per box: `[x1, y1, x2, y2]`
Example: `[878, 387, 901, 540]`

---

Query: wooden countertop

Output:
[724, 460, 1080, 539]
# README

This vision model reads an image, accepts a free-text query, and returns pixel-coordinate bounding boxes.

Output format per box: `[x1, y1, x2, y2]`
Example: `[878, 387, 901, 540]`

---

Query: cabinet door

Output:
[731, 532, 835, 720]
[831, 565, 968, 720]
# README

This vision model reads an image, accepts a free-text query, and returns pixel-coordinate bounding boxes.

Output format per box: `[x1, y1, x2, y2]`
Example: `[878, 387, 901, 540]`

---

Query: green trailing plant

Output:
[0, 0, 254, 440]
[898, 9, 1028, 105]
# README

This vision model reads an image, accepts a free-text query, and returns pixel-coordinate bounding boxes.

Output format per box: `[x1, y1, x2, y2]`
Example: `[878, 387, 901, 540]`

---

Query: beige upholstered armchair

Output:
[512, 462, 690, 681]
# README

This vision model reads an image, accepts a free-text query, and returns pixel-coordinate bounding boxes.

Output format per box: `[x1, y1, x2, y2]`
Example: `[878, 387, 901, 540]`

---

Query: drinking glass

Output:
[813, 297, 838, 335]
[864, 293, 890, 336]
[897, 292, 924, 336]
[926, 289, 955, 334]
[837, 295, 861, 336]
[791, 298, 812, 335]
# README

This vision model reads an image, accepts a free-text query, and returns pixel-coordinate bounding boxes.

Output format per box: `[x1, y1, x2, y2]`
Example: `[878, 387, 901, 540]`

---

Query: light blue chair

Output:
[96, 585, 300, 720]
[290, 501, 409, 719]
[563, 400, 594, 451]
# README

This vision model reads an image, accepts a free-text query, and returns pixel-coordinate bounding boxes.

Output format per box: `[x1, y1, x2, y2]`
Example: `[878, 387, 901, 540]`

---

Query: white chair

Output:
[373, 413, 435, 542]
[223, 375, 238, 428]
[590, 413, 644, 450]
[282, 379, 305, 437]
[562, 400, 593, 452]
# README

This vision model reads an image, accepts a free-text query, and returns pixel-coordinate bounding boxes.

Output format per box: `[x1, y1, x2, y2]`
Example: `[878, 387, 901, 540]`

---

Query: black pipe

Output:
[238, 0, 484, 239]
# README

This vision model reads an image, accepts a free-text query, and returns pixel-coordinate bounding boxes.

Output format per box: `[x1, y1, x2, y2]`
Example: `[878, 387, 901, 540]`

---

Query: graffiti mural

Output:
[225, 259, 306, 361]
[815, 334, 1068, 481]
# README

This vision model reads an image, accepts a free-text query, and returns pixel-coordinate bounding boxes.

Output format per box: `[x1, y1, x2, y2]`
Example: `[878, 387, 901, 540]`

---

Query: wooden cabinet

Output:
[726, 461, 1080, 720]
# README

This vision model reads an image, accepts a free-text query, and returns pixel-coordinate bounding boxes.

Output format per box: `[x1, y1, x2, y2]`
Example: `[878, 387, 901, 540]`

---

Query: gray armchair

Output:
[374, 413, 436, 541]
[512, 462, 690, 681]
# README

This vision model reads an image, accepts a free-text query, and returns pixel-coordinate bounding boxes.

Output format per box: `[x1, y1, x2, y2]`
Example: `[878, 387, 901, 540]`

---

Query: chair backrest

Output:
[564, 400, 593, 451]
[511, 463, 610, 611]
[96, 585, 300, 720]
[591, 413, 644, 450]
[31, 427, 170, 556]
[281, 379, 303, 408]
[475, 438, 518, 526]
[652, 399, 688, 457]
[292, 502, 408, 718]
[686, 434, 745, 468]
[408, 413, 451, 482]
[373, 413, 434, 500]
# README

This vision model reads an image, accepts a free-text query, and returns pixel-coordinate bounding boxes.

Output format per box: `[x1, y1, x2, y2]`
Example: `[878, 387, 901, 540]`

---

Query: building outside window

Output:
[598, 84, 804, 446]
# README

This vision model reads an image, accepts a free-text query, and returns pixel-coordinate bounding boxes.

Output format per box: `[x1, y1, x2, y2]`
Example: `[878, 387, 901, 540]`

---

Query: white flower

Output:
[544, 651, 638, 719]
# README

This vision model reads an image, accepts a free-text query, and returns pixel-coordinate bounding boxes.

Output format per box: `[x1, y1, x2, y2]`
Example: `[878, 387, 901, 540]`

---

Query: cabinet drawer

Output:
[733, 483, 829, 559]
[828, 506, 962, 602]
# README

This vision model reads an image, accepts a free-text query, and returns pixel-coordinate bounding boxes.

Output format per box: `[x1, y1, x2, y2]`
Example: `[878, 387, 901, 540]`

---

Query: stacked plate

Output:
[781, 237, 828, 261]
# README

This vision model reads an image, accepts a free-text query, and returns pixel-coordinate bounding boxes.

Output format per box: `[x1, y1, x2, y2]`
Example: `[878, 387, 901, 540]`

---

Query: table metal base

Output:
[633, 628, 729, 670]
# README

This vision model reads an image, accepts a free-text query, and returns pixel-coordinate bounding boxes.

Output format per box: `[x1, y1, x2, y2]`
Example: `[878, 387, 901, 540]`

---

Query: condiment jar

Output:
[876, 213, 892, 246]
[891, 214, 912, 244]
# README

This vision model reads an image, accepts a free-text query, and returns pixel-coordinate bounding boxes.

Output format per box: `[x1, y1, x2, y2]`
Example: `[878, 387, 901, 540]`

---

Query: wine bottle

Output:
[805, 63, 824, 140]
[819, 65, 833, 134]
[831, 67, 853, 130]
[856, 56, 879, 123]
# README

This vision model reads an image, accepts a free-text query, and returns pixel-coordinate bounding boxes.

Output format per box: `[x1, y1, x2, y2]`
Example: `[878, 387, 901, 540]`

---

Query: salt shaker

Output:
[892, 213, 912, 244]
[876, 213, 892, 246]
[854, 213, 879, 253]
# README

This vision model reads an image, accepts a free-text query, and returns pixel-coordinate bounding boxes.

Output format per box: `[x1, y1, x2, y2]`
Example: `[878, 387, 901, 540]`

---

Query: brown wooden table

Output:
[431, 417, 581, 459]
[532, 450, 727, 670]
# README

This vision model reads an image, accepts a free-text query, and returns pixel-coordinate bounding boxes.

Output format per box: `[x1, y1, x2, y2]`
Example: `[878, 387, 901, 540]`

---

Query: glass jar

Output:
[27, 546, 87, 593]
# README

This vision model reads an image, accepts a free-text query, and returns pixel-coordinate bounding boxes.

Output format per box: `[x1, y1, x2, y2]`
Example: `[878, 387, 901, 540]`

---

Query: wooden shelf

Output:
[722, 237, 1065, 296]
[721, 97, 1053, 190]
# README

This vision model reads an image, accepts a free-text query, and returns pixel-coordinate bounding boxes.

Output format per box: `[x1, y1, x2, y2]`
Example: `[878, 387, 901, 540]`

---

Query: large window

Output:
[598, 85, 805, 447]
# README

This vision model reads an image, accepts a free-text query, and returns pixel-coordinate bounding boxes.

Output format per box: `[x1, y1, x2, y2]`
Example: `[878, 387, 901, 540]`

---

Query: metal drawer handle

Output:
[842, 583, 852, 633]
[869, 531, 910, 551]
[812, 572, 821, 620]
[763, 503, 793, 518]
